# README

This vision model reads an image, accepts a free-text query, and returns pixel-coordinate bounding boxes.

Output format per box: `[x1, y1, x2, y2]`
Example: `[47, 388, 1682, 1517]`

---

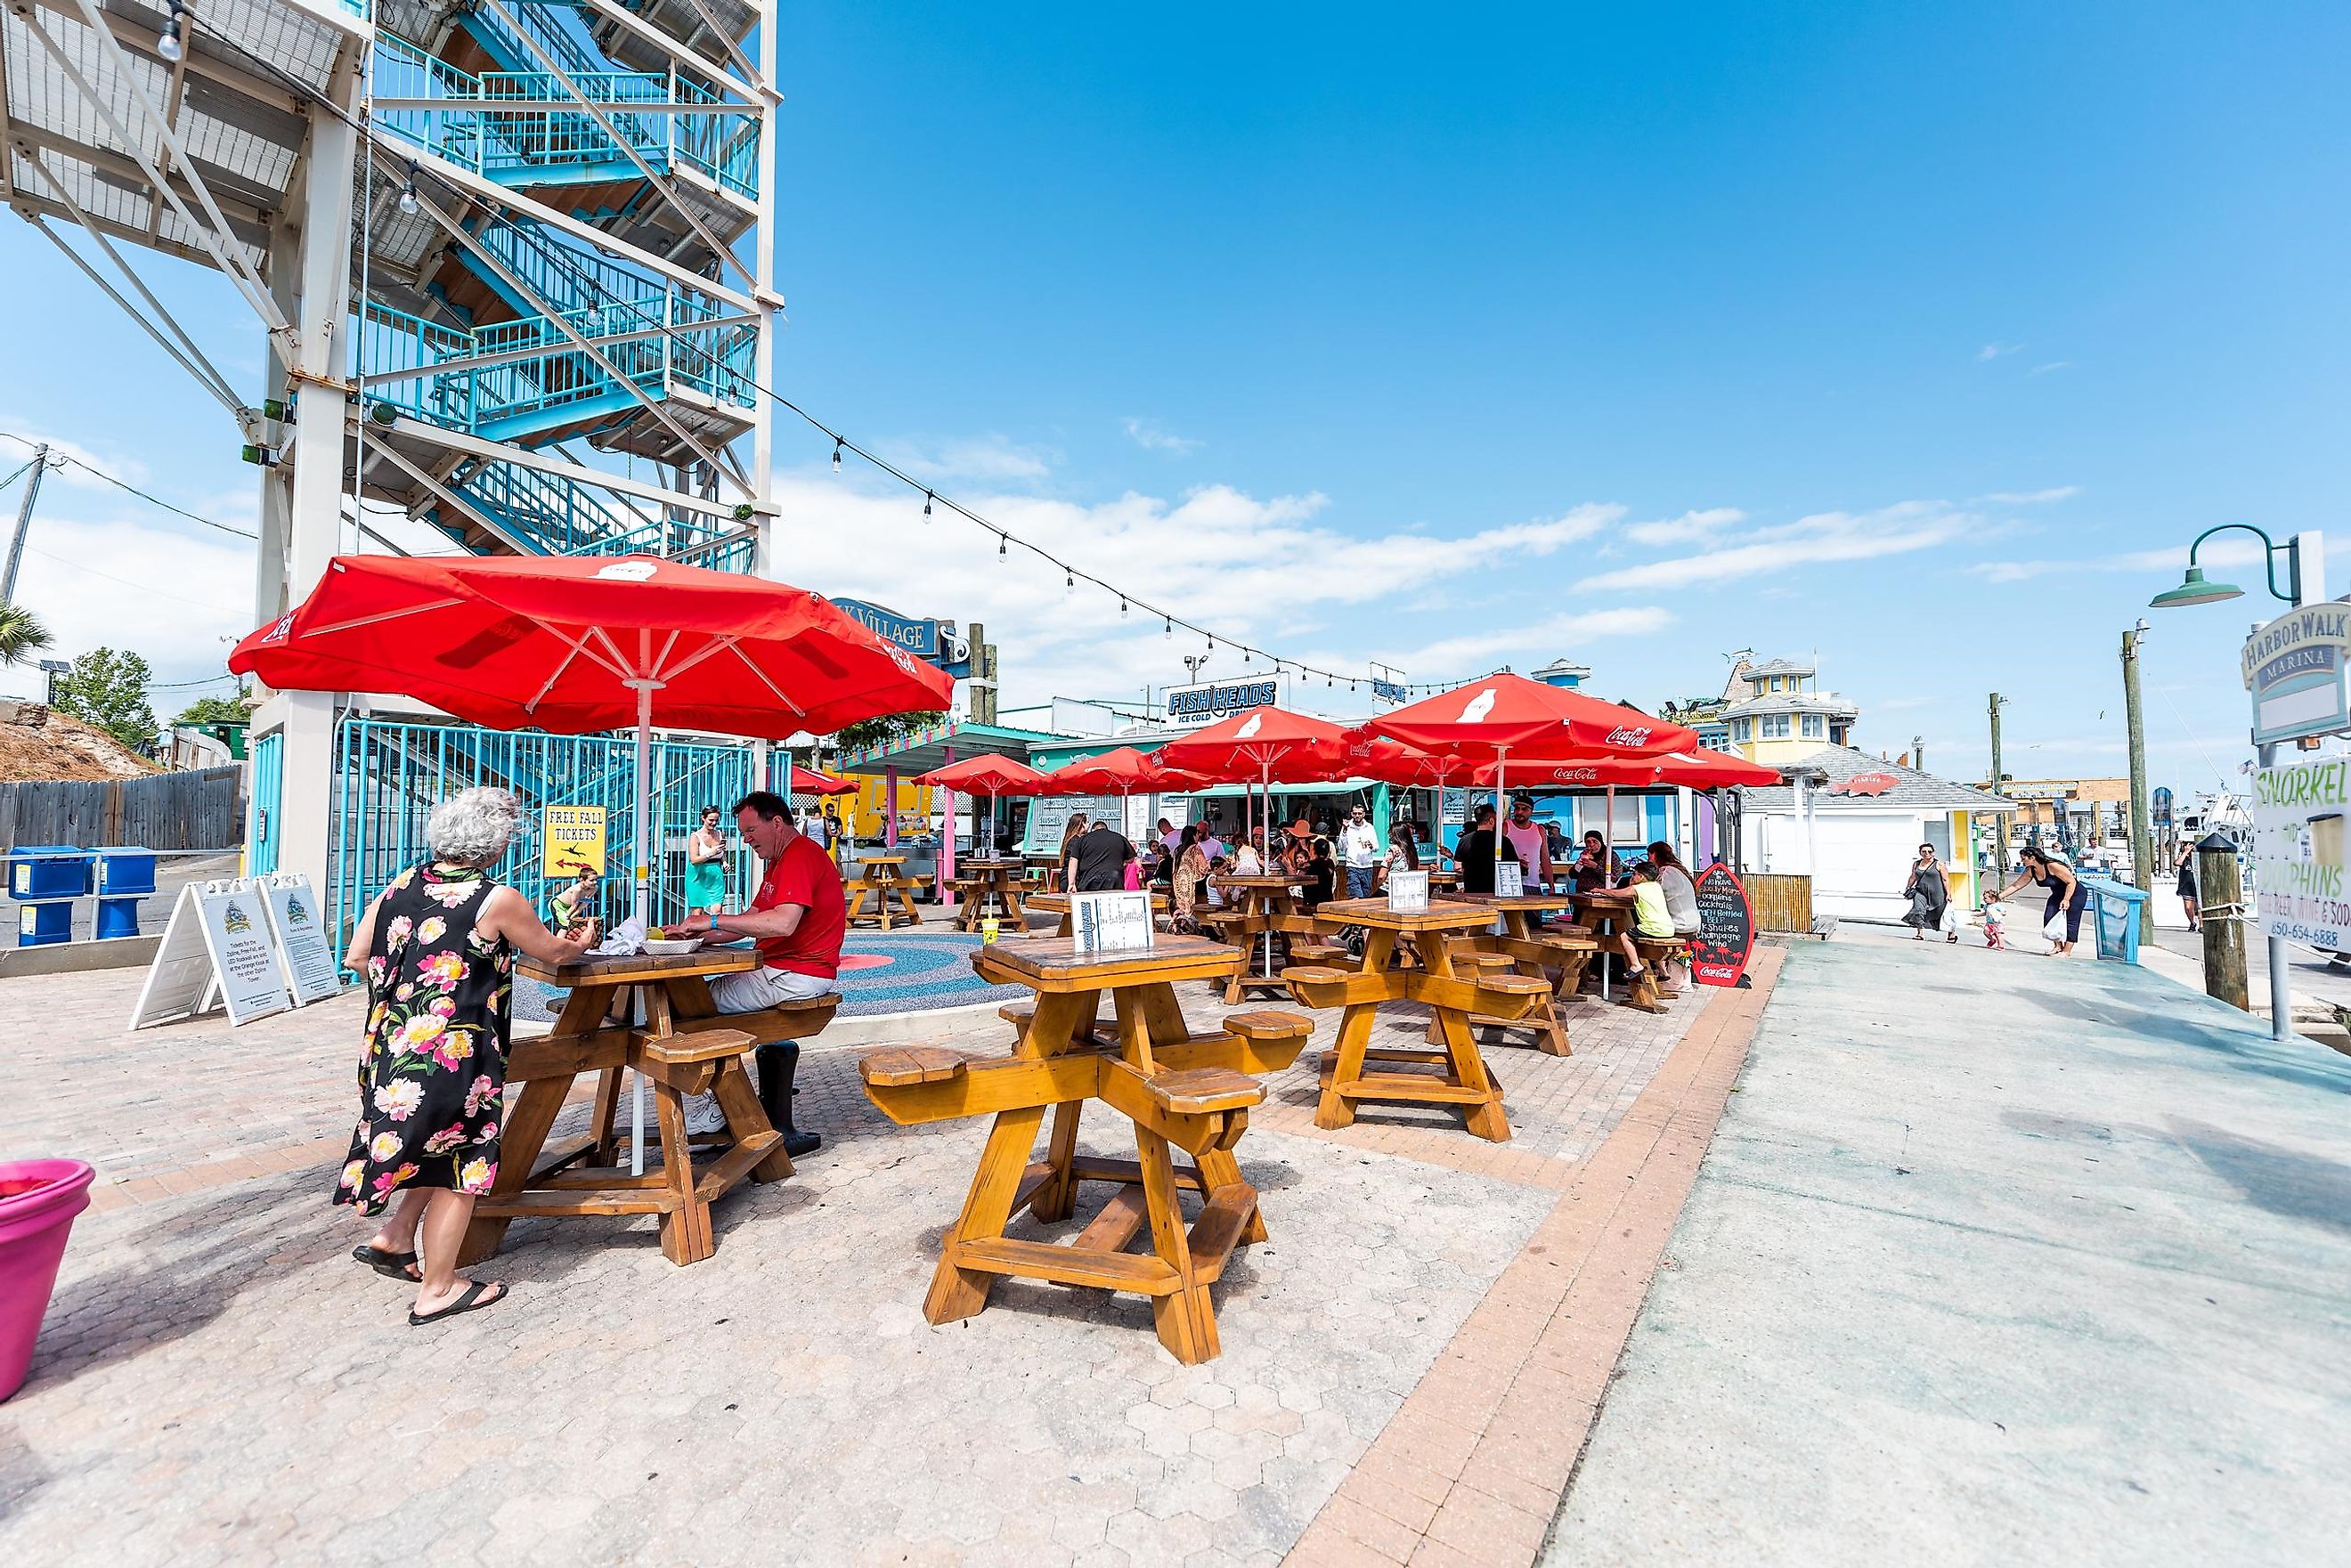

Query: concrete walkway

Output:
[1546, 933, 2351, 1566]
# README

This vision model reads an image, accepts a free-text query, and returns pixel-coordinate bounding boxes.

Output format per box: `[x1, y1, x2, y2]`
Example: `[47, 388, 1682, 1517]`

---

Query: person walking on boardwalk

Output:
[2176, 841, 2201, 931]
[340, 787, 598, 1325]
[1993, 845, 2088, 957]
[1903, 843, 1952, 943]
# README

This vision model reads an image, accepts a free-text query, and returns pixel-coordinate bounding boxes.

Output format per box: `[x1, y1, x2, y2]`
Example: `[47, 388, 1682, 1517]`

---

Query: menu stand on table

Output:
[858, 934, 1312, 1362]
[1282, 898, 1550, 1143]
[1023, 890, 1173, 937]
[463, 949, 834, 1268]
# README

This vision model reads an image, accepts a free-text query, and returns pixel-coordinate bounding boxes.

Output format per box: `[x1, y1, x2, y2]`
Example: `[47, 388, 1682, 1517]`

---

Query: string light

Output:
[923, 491, 932, 518]
[1119, 597, 1128, 615]
[158, 0, 185, 61]
[997, 533, 1007, 559]
[396, 160, 420, 216]
[1064, 568, 1074, 589]
[831, 440, 843, 472]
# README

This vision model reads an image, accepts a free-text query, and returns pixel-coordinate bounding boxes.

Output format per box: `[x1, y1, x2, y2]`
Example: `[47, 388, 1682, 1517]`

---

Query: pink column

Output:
[884, 765, 899, 849]
[937, 744, 957, 905]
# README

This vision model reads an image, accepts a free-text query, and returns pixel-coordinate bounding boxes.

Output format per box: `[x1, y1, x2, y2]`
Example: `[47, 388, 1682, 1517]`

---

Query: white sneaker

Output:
[683, 1091, 727, 1135]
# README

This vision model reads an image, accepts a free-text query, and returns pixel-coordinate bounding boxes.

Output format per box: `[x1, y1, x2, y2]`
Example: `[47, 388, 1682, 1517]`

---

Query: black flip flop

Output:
[353, 1244, 420, 1280]
[408, 1280, 508, 1327]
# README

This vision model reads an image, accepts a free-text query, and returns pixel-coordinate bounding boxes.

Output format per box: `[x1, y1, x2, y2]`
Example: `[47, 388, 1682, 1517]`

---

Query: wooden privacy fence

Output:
[0, 767, 244, 850]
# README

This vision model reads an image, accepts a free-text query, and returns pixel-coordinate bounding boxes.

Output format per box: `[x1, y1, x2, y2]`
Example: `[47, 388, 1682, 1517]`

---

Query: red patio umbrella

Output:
[1369, 675, 1697, 884]
[1042, 747, 1209, 848]
[1478, 747, 1778, 790]
[230, 553, 953, 924]
[914, 754, 1053, 857]
[1159, 706, 1353, 854]
[789, 762, 859, 796]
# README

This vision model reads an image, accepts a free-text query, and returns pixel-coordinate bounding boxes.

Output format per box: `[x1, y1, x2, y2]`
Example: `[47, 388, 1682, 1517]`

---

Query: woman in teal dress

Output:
[685, 803, 728, 917]
[339, 787, 598, 1325]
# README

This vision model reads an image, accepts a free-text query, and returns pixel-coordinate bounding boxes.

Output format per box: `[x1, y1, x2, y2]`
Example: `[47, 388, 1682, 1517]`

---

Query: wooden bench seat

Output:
[1143, 1066, 1261, 1115]
[670, 993, 840, 1047]
[859, 1045, 971, 1087]
[1223, 1011, 1313, 1045]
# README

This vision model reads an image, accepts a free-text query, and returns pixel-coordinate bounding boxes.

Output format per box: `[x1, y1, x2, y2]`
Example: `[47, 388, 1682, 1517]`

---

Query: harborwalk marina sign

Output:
[2241, 603, 2351, 747]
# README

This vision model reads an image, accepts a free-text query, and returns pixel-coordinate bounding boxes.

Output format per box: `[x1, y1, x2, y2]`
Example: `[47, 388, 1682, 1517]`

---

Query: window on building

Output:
[1761, 714, 1791, 739]
[1802, 714, 1825, 739]
[1732, 719, 1752, 741]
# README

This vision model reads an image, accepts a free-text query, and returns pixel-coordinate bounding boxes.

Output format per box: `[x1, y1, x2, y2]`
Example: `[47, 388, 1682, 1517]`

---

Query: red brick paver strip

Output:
[1283, 947, 1786, 1566]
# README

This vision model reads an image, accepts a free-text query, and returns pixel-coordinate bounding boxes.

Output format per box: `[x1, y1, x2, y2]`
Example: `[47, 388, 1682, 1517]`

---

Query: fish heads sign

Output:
[828, 598, 973, 678]
[2241, 603, 2351, 747]
[1164, 677, 1283, 726]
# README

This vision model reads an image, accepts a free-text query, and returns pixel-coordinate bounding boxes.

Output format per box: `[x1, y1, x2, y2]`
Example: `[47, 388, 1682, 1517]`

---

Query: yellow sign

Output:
[542, 805, 607, 878]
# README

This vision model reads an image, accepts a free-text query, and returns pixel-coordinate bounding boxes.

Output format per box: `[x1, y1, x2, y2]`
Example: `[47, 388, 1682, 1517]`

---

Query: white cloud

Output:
[1969, 537, 2263, 585]
[1978, 342, 2022, 361]
[1122, 418, 1201, 457]
[8, 513, 252, 687]
[1373, 606, 1676, 675]
[1981, 486, 2080, 505]
[0, 417, 153, 493]
[1572, 500, 1976, 593]
[2029, 361, 2073, 376]
[869, 433, 1053, 483]
[1623, 507, 1745, 547]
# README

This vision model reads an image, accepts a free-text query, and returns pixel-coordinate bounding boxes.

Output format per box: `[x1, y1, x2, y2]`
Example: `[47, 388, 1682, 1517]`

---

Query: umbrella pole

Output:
[630, 679, 655, 1177]
[1495, 751, 1508, 890]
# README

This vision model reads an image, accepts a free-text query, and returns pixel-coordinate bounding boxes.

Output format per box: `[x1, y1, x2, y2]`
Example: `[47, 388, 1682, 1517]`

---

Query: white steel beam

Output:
[570, 0, 769, 102]
[357, 311, 754, 386]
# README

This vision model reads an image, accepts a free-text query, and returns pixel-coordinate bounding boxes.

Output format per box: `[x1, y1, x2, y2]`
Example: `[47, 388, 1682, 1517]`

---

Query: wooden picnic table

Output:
[858, 933, 1312, 1362]
[1281, 898, 1550, 1143]
[952, 857, 1030, 932]
[847, 853, 922, 931]
[1566, 888, 1642, 1003]
[1204, 874, 1331, 1003]
[461, 947, 831, 1268]
[1023, 889, 1174, 937]
[1436, 891, 1586, 1054]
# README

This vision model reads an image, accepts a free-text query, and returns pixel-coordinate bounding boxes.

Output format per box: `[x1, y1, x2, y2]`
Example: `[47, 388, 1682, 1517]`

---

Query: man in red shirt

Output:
[681, 790, 844, 1155]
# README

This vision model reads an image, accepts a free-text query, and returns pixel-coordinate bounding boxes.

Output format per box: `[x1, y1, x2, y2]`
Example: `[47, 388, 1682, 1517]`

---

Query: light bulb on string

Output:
[997, 533, 1007, 560]
[1164, 616, 1172, 637]
[158, 0, 184, 61]
[1119, 597, 1128, 616]
[1064, 568, 1075, 592]
[397, 161, 420, 216]
[831, 440, 842, 473]
[923, 491, 932, 518]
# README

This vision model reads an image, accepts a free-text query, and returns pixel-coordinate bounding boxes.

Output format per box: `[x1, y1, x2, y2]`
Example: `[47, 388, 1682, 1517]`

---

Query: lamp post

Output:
[2121, 621, 2152, 942]
[2150, 524, 2325, 1043]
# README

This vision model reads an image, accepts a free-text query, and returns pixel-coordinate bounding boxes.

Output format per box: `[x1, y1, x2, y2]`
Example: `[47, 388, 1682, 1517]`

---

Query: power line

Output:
[0, 430, 257, 540]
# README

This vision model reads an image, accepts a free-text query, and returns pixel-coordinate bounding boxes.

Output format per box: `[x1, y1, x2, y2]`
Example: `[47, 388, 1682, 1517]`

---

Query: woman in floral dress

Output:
[338, 788, 598, 1325]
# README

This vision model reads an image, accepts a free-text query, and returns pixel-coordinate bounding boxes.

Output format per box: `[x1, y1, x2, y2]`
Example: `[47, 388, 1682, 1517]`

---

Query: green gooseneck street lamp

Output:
[2148, 523, 2302, 609]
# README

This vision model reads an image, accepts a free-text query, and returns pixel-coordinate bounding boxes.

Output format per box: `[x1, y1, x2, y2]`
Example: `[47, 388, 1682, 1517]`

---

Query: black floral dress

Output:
[333, 861, 514, 1215]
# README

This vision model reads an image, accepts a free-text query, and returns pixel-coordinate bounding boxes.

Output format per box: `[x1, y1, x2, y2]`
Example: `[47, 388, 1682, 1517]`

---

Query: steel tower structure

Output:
[2, 0, 781, 914]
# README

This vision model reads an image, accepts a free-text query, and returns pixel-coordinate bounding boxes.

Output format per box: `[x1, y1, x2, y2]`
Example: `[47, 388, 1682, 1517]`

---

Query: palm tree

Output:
[0, 603, 53, 669]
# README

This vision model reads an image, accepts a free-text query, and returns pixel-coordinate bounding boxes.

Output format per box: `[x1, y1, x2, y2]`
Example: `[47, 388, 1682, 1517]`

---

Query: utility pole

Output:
[2122, 622, 2153, 940]
[3, 443, 50, 605]
[1989, 693, 2009, 881]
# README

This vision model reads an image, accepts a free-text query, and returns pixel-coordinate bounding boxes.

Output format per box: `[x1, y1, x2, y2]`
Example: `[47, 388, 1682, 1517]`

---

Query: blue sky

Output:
[4, 1, 2347, 794]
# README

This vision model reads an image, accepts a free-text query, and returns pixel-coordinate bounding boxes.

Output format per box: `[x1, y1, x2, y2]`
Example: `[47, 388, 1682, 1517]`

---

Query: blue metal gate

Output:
[249, 731, 284, 875]
[329, 718, 760, 946]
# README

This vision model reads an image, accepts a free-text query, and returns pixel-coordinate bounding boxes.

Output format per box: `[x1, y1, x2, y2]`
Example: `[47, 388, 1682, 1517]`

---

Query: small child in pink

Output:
[1981, 894, 2008, 951]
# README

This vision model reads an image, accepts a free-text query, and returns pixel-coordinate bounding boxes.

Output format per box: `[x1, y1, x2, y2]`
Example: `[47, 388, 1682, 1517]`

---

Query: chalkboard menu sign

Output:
[1690, 863, 1755, 987]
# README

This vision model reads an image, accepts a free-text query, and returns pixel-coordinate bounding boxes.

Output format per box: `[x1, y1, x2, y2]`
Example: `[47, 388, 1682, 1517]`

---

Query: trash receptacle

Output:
[2081, 876, 2150, 963]
[94, 848, 157, 896]
[7, 847, 91, 902]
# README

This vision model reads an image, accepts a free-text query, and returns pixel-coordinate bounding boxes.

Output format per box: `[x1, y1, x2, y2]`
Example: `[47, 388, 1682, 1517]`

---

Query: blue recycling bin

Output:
[95, 847, 157, 896]
[94, 896, 144, 939]
[15, 900, 74, 946]
[2081, 876, 2150, 964]
[7, 847, 92, 901]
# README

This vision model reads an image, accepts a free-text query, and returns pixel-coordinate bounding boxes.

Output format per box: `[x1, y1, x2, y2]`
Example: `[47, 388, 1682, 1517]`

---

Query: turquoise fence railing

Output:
[329, 718, 762, 955]
[440, 456, 755, 571]
[375, 33, 757, 198]
[249, 732, 283, 875]
[360, 289, 751, 439]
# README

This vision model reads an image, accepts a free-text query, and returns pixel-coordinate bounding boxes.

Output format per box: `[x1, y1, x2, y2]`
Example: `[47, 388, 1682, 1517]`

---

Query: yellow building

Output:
[1721, 658, 1859, 766]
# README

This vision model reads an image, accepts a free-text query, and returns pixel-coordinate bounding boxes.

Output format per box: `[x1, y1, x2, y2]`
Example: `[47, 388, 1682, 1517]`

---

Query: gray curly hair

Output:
[426, 786, 522, 866]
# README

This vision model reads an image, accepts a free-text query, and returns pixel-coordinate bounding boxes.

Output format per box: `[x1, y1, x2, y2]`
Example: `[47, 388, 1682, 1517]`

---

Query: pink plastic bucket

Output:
[0, 1159, 95, 1402]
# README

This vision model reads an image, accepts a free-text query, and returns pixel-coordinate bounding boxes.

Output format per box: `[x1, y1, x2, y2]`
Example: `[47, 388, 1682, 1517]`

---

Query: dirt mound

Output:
[0, 703, 159, 782]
